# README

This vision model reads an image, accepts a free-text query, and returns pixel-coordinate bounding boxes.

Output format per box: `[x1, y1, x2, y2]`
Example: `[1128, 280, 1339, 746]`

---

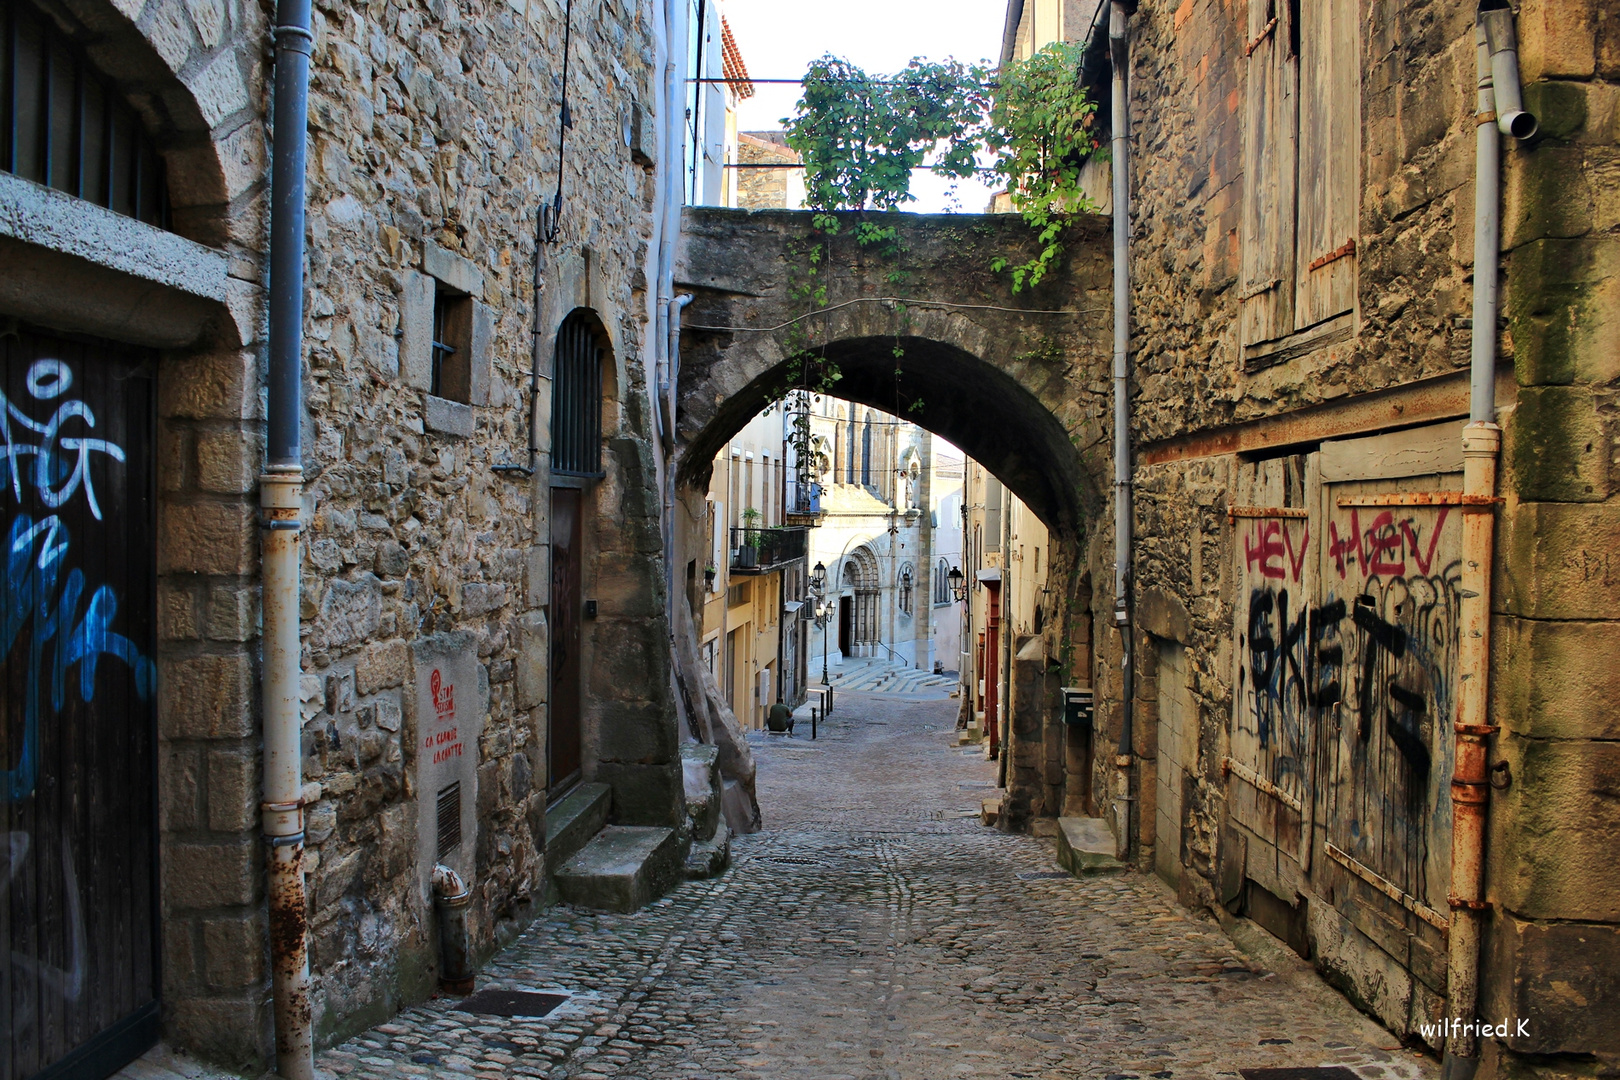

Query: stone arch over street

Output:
[668, 207, 1121, 832]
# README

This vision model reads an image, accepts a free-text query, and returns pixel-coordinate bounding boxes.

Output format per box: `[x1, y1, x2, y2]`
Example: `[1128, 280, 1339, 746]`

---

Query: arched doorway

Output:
[547, 309, 607, 796]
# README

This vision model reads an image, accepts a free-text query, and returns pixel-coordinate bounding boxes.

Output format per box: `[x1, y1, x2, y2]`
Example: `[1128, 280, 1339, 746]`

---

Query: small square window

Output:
[431, 286, 474, 403]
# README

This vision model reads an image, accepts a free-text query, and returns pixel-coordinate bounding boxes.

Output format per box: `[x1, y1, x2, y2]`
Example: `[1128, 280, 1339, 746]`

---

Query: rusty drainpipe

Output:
[262, 0, 315, 1070]
[1444, 8, 1534, 1078]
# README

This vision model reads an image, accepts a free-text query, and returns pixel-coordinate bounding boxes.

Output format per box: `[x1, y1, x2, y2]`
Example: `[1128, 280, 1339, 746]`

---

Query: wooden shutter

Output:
[1294, 0, 1359, 330]
[1240, 0, 1297, 346]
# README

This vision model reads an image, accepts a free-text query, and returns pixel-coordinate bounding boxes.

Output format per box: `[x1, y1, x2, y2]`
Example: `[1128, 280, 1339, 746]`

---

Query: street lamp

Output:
[947, 565, 968, 603]
[809, 561, 830, 685]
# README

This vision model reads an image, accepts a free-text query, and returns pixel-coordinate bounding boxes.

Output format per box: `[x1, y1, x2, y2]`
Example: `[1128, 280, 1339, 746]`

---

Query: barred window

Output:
[551, 310, 604, 477]
[1, 0, 170, 228]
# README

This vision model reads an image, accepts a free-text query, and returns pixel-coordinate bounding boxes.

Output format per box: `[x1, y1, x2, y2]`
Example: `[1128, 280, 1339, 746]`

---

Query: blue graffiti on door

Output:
[2, 358, 154, 804]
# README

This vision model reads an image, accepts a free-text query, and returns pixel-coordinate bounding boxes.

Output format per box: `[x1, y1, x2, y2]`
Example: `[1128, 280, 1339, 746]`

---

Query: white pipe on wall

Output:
[1444, 9, 1534, 1078]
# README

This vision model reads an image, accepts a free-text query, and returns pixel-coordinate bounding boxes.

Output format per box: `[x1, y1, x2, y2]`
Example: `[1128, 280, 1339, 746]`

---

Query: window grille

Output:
[1, 0, 169, 227]
[551, 311, 604, 477]
[934, 558, 951, 604]
[899, 565, 913, 617]
[430, 288, 472, 401]
[436, 781, 462, 859]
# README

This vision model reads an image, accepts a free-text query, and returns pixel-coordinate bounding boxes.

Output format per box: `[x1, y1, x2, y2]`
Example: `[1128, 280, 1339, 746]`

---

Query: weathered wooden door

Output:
[1317, 426, 1463, 943]
[1229, 453, 1319, 881]
[1, 328, 159, 1079]
[548, 487, 583, 795]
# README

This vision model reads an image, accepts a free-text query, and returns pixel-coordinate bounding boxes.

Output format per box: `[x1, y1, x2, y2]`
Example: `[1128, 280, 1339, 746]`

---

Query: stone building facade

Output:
[699, 407, 811, 728]
[0, 0, 685, 1071]
[1052, 0, 1620, 1071]
[801, 399, 938, 674]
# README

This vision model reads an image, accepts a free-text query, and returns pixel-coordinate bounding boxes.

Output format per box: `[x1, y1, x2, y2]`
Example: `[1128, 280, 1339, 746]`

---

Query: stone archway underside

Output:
[673, 207, 1116, 538]
[669, 207, 1119, 832]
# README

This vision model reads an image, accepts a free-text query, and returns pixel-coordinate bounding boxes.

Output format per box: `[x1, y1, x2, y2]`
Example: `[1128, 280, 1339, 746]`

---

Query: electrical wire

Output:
[542, 0, 575, 244]
[683, 296, 1107, 333]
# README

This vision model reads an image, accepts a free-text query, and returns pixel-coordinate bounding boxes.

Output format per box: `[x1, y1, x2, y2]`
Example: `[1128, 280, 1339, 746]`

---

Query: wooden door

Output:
[1229, 453, 1319, 874]
[1317, 427, 1464, 934]
[984, 582, 1001, 755]
[1, 328, 159, 1079]
[548, 487, 583, 794]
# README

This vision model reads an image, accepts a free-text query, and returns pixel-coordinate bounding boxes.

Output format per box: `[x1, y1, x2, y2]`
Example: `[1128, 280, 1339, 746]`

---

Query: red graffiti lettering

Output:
[430, 668, 455, 720]
[1282, 519, 1310, 583]
[1364, 511, 1405, 575]
[1245, 520, 1287, 580]
[1399, 506, 1450, 574]
[1328, 510, 1362, 579]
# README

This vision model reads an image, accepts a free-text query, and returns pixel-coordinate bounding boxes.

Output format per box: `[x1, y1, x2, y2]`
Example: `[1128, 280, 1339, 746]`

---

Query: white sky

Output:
[721, 0, 1007, 213]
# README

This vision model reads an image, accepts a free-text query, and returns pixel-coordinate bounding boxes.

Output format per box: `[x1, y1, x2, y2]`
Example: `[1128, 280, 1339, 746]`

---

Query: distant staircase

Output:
[828, 657, 957, 695]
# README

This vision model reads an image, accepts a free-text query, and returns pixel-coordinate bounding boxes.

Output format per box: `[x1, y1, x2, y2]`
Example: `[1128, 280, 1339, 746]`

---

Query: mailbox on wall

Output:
[1061, 686, 1094, 729]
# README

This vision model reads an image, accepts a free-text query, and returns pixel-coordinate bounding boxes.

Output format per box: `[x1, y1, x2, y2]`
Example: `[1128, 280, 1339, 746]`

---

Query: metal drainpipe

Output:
[1444, 9, 1533, 1078]
[662, 293, 693, 633]
[262, 0, 314, 1071]
[656, 0, 686, 641]
[996, 496, 1012, 790]
[1108, 0, 1136, 862]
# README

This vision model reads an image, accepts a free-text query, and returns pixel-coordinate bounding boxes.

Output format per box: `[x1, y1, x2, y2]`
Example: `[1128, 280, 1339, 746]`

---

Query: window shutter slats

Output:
[1294, 0, 1359, 330]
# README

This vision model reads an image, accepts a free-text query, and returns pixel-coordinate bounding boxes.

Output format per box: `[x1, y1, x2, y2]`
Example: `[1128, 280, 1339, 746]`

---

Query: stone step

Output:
[1056, 816, 1127, 875]
[544, 781, 612, 881]
[555, 826, 685, 913]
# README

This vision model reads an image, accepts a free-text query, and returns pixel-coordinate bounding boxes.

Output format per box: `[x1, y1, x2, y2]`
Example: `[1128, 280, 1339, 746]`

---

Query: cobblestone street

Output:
[318, 692, 1437, 1080]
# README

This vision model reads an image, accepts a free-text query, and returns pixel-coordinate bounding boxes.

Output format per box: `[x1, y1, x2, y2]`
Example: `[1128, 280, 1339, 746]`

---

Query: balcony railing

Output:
[730, 525, 808, 573]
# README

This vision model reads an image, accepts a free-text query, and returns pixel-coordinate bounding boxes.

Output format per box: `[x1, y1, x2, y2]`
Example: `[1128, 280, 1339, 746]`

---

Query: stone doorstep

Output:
[981, 797, 1002, 827]
[554, 825, 685, 913]
[544, 782, 613, 881]
[1056, 816, 1128, 875]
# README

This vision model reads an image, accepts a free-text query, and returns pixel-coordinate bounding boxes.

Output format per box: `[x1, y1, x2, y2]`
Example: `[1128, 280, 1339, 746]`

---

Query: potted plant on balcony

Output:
[737, 507, 763, 569]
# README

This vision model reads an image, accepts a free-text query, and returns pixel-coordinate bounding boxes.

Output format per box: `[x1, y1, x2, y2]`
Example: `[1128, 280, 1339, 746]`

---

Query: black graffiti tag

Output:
[1350, 594, 1431, 786]
[1308, 598, 1345, 708]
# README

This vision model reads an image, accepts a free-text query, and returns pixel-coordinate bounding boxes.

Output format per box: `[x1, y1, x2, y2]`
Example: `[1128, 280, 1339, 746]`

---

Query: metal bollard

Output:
[811, 707, 818, 741]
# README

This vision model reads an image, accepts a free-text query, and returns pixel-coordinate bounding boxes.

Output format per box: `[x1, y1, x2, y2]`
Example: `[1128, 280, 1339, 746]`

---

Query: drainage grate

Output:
[454, 989, 569, 1018]
[1017, 871, 1072, 880]
[1239, 1070, 1360, 1080]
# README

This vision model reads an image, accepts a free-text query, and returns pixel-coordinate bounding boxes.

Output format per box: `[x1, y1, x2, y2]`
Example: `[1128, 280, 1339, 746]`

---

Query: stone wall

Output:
[287, 0, 664, 1052]
[1118, 0, 1619, 1068]
[4, 0, 669, 1068]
